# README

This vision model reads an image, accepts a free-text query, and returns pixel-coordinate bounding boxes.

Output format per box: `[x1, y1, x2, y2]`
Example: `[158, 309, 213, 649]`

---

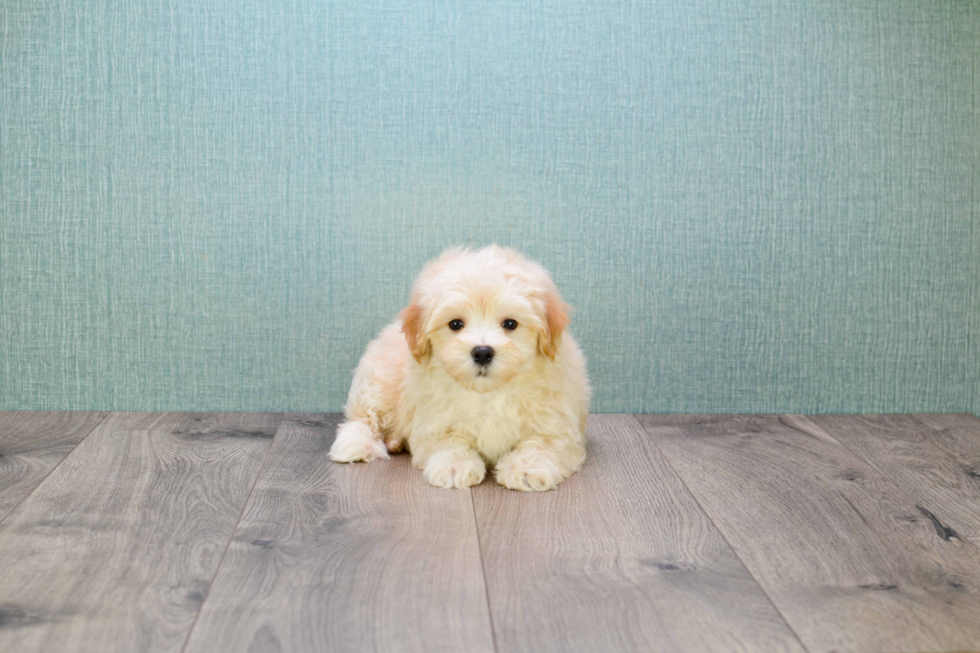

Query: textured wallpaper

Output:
[1, 0, 977, 414]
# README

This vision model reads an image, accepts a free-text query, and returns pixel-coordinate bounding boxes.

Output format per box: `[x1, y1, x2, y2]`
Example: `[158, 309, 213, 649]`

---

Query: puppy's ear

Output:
[538, 290, 570, 361]
[400, 303, 431, 363]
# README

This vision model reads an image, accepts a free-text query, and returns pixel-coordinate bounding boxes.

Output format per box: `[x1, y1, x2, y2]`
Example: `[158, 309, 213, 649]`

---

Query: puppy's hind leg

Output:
[330, 363, 397, 463]
[329, 378, 389, 463]
[331, 322, 410, 463]
[330, 419, 389, 463]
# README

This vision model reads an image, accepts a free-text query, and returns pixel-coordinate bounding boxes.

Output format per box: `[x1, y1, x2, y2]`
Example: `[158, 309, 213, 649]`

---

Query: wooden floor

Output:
[1, 413, 979, 652]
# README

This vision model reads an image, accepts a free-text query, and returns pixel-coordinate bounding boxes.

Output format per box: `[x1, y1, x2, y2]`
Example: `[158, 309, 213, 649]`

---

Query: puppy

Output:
[329, 245, 590, 491]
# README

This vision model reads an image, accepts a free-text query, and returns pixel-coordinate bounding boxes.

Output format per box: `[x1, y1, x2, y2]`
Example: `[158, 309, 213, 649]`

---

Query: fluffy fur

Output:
[329, 245, 590, 491]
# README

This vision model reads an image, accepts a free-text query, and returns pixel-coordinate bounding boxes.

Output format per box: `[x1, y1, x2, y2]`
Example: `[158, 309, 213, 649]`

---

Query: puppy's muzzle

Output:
[471, 346, 494, 367]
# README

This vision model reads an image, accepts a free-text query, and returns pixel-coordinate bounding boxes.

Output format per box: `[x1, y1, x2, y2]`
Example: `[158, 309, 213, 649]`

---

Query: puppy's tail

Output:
[329, 420, 389, 463]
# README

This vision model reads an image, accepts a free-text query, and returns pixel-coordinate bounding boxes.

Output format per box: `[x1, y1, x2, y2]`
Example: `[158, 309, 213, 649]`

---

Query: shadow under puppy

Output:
[330, 245, 590, 491]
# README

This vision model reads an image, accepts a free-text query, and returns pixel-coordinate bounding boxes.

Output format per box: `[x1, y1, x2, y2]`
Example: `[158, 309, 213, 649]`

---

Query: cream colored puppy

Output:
[329, 245, 590, 491]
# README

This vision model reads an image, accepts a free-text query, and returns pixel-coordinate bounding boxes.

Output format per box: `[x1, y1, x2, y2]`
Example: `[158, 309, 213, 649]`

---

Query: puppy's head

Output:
[400, 245, 569, 392]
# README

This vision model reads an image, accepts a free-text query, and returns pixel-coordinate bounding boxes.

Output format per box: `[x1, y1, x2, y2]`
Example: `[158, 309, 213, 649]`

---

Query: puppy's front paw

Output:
[423, 450, 486, 489]
[329, 421, 389, 463]
[495, 448, 565, 492]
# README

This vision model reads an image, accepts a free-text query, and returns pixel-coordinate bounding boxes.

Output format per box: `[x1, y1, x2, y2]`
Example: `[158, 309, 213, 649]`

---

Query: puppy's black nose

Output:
[471, 346, 494, 367]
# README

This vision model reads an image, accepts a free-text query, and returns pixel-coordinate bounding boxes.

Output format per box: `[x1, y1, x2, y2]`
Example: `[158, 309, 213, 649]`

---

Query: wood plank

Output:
[910, 413, 980, 457]
[183, 414, 495, 653]
[472, 414, 805, 653]
[0, 411, 108, 522]
[910, 413, 980, 472]
[811, 414, 980, 548]
[0, 411, 279, 653]
[638, 414, 980, 653]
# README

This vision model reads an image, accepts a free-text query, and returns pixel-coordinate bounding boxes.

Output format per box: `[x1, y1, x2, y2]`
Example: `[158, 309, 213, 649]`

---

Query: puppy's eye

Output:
[449, 319, 465, 331]
[502, 319, 518, 331]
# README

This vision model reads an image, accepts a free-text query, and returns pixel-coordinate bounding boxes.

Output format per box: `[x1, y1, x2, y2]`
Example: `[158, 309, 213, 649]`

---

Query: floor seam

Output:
[630, 414, 813, 653]
[0, 410, 112, 526]
[178, 411, 285, 653]
[471, 489, 500, 653]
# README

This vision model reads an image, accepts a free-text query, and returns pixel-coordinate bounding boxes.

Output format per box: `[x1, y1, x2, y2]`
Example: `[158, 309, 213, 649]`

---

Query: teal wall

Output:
[1, 0, 978, 414]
